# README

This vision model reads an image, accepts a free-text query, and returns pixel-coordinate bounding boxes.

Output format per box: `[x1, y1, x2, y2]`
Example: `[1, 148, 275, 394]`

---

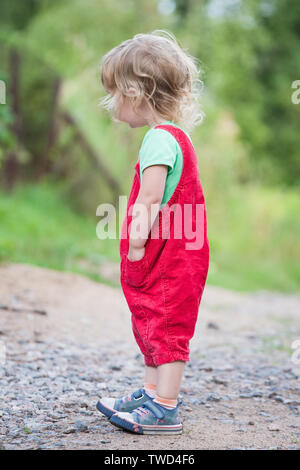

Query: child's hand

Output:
[127, 246, 145, 262]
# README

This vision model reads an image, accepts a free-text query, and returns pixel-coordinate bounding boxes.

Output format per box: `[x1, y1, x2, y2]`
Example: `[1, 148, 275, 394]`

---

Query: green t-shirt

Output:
[139, 121, 192, 206]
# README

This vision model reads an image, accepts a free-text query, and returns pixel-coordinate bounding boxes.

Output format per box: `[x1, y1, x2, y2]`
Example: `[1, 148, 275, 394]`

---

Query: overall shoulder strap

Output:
[154, 124, 198, 182]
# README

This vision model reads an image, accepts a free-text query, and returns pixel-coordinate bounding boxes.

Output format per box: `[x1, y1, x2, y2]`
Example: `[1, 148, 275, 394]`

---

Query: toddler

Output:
[96, 30, 209, 435]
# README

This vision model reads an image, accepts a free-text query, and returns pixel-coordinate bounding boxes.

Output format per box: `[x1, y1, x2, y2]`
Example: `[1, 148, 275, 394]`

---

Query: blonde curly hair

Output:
[99, 30, 205, 133]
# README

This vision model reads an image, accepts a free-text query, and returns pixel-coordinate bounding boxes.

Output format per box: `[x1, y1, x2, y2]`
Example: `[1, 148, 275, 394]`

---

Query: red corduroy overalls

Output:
[120, 124, 209, 367]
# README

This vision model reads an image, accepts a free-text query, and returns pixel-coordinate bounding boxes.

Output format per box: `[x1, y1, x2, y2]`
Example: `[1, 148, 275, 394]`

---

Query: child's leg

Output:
[144, 365, 157, 397]
[109, 360, 185, 434]
[144, 365, 157, 385]
[154, 361, 185, 407]
[145, 361, 185, 399]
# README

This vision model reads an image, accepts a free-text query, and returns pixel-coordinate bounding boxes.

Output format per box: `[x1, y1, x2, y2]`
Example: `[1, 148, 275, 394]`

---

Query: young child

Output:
[96, 30, 209, 435]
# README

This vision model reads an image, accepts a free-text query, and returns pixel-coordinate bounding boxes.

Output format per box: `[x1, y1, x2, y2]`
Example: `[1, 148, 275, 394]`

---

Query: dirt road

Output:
[0, 263, 299, 450]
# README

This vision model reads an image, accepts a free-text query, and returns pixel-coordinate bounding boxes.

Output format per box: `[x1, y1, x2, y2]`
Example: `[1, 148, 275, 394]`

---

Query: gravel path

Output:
[0, 263, 299, 450]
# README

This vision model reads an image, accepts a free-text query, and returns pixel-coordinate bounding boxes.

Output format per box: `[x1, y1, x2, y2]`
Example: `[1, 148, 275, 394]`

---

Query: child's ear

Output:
[128, 87, 138, 96]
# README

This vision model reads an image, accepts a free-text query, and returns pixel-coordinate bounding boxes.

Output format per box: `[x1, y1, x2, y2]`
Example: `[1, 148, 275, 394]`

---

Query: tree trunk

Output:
[60, 111, 122, 205]
[36, 76, 61, 180]
[4, 48, 22, 190]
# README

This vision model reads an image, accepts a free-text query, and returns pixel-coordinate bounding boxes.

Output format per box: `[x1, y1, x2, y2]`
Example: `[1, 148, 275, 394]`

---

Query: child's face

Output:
[112, 88, 153, 128]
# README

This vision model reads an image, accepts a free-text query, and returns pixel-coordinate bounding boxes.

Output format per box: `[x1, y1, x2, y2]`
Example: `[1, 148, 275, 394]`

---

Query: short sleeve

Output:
[139, 129, 177, 176]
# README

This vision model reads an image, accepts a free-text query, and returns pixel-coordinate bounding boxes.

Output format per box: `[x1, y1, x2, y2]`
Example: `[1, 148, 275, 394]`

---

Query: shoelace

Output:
[133, 400, 164, 419]
[122, 388, 144, 403]
[135, 406, 150, 416]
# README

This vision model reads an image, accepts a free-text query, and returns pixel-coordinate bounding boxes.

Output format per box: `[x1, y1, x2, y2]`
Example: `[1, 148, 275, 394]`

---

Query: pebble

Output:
[206, 322, 219, 330]
[213, 377, 229, 386]
[218, 419, 234, 424]
[74, 420, 88, 432]
[1, 336, 299, 449]
[268, 425, 280, 431]
[206, 394, 221, 402]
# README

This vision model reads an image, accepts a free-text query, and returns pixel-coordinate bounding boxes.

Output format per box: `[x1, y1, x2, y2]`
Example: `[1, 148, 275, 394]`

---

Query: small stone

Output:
[75, 420, 88, 432]
[240, 391, 263, 399]
[213, 377, 228, 386]
[97, 382, 108, 390]
[274, 396, 284, 403]
[240, 393, 252, 399]
[268, 425, 280, 431]
[206, 394, 221, 402]
[63, 427, 76, 434]
[110, 365, 122, 371]
[198, 365, 213, 372]
[207, 322, 219, 330]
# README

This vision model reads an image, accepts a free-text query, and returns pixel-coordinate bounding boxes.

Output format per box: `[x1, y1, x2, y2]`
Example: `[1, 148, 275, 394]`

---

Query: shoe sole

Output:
[96, 400, 115, 419]
[110, 414, 183, 435]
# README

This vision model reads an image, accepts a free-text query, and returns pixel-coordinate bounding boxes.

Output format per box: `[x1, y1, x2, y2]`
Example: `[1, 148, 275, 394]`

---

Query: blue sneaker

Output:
[109, 399, 183, 435]
[96, 388, 153, 419]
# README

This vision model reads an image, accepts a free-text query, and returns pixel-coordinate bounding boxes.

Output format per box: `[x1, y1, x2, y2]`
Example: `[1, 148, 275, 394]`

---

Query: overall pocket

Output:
[124, 253, 150, 288]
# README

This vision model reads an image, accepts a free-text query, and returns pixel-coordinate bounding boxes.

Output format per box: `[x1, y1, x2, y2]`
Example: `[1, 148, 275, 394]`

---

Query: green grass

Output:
[0, 181, 119, 284]
[0, 181, 299, 292]
[206, 184, 300, 292]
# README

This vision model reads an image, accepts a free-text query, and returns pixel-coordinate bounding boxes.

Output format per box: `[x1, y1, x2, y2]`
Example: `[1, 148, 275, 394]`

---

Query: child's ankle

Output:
[154, 394, 177, 409]
[144, 382, 156, 398]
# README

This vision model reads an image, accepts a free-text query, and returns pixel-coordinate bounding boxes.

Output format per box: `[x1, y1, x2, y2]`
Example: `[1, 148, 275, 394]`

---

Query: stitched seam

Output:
[133, 270, 154, 355]
[131, 298, 149, 353]
[152, 352, 190, 366]
[153, 351, 190, 361]
[126, 257, 146, 272]
[124, 255, 149, 286]
[124, 253, 153, 353]
[157, 257, 177, 355]
[131, 303, 146, 344]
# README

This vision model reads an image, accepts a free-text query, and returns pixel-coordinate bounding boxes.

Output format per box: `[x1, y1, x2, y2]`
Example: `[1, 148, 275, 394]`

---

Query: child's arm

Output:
[128, 165, 168, 261]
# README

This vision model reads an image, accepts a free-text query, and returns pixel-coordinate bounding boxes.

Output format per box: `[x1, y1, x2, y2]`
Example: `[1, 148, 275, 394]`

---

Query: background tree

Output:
[178, 0, 300, 185]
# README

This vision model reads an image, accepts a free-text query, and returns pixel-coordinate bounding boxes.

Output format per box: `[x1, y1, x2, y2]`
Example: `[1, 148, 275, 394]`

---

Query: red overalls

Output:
[120, 124, 209, 367]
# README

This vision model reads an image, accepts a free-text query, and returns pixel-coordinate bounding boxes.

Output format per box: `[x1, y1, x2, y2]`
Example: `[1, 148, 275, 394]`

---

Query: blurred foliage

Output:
[180, 0, 300, 185]
[0, 181, 119, 284]
[0, 180, 298, 292]
[1, 0, 299, 188]
[0, 106, 15, 160]
[0, 0, 299, 291]
[0, 0, 41, 31]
